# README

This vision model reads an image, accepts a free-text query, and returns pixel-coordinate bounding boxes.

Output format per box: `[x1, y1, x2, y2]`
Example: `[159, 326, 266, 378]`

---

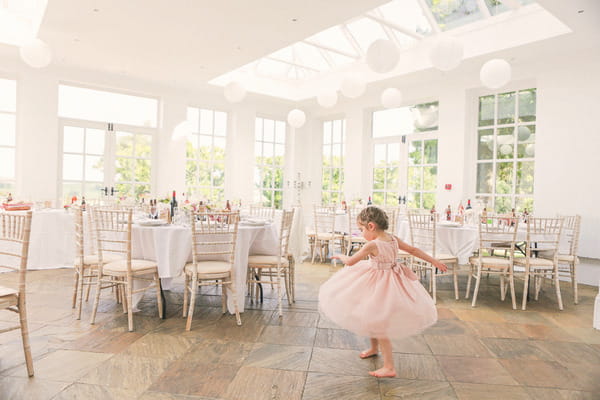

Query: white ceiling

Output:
[0, 0, 597, 100]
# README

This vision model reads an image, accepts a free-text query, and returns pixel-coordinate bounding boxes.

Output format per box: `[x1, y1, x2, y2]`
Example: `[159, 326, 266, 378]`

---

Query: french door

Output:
[58, 119, 155, 204]
[372, 133, 438, 209]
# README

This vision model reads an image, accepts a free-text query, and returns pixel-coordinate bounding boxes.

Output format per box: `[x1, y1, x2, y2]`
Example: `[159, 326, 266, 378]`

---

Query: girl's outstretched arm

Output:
[332, 241, 377, 266]
[395, 236, 448, 272]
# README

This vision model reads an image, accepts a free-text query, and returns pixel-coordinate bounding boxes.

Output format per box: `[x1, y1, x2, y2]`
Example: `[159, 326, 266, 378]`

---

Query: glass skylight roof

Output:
[212, 0, 537, 84]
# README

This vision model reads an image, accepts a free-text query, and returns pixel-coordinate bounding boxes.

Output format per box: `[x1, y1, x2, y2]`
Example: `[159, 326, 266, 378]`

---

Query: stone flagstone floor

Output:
[1, 262, 599, 399]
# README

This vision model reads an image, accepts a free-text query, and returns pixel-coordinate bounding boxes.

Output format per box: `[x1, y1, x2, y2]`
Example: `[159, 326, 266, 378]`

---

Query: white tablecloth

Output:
[131, 223, 279, 313]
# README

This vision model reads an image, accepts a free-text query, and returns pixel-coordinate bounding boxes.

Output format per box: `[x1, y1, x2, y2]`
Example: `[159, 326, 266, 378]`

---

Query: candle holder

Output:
[287, 172, 311, 205]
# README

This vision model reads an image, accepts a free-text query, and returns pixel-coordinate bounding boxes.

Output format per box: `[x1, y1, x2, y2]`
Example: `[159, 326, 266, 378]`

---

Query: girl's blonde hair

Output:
[357, 206, 389, 230]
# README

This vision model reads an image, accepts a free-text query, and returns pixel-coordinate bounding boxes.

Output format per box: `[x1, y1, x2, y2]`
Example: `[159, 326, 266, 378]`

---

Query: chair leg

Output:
[509, 271, 516, 310]
[90, 276, 103, 325]
[76, 266, 85, 320]
[221, 282, 227, 314]
[121, 284, 128, 314]
[182, 274, 189, 317]
[72, 268, 79, 309]
[126, 276, 134, 332]
[277, 267, 283, 317]
[471, 265, 482, 308]
[229, 281, 242, 326]
[572, 262, 579, 305]
[155, 274, 163, 319]
[284, 268, 292, 306]
[18, 298, 34, 377]
[554, 266, 563, 311]
[84, 270, 94, 302]
[185, 276, 198, 331]
[521, 271, 530, 311]
[431, 269, 437, 304]
[452, 264, 459, 300]
[500, 274, 506, 301]
[465, 264, 473, 299]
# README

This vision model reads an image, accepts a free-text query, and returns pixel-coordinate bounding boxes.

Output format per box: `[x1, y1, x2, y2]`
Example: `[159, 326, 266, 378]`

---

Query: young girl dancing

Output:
[318, 206, 447, 378]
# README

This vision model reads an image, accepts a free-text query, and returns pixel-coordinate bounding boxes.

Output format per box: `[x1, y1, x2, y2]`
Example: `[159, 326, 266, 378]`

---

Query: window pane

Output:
[135, 159, 151, 182]
[63, 154, 83, 180]
[408, 192, 421, 209]
[423, 166, 437, 191]
[386, 167, 398, 188]
[199, 109, 213, 134]
[64, 126, 84, 153]
[423, 192, 436, 210]
[332, 120, 342, 143]
[373, 109, 401, 138]
[518, 89, 536, 123]
[186, 161, 197, 186]
[497, 92, 515, 125]
[374, 144, 386, 165]
[62, 182, 81, 200]
[187, 107, 199, 132]
[116, 132, 134, 157]
[495, 162, 513, 195]
[515, 197, 534, 213]
[187, 138, 198, 159]
[496, 127, 514, 160]
[476, 163, 493, 193]
[495, 196, 512, 213]
[214, 137, 226, 160]
[408, 166, 421, 190]
[198, 162, 211, 186]
[264, 119, 274, 142]
[408, 141, 422, 165]
[478, 95, 495, 127]
[134, 134, 152, 158]
[275, 121, 286, 143]
[373, 191, 384, 205]
[388, 143, 400, 164]
[116, 183, 132, 198]
[274, 168, 284, 189]
[477, 129, 493, 160]
[373, 168, 385, 190]
[517, 125, 535, 158]
[85, 156, 103, 182]
[385, 192, 399, 206]
[213, 163, 225, 187]
[0, 148, 15, 179]
[0, 114, 16, 146]
[424, 140, 438, 164]
[84, 182, 103, 200]
[516, 161, 534, 195]
[85, 128, 105, 155]
[114, 158, 134, 182]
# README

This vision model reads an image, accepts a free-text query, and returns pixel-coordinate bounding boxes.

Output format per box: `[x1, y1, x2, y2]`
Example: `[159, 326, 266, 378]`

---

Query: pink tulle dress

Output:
[318, 237, 437, 339]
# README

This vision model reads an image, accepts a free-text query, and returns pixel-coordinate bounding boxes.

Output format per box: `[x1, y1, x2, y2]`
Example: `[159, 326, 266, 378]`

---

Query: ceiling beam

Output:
[365, 13, 424, 40]
[340, 23, 365, 57]
[416, 0, 441, 33]
[302, 40, 360, 59]
[265, 57, 321, 72]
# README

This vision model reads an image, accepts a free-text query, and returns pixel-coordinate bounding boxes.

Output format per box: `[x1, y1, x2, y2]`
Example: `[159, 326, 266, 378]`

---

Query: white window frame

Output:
[185, 107, 227, 204]
[321, 118, 345, 205]
[407, 133, 438, 209]
[475, 88, 536, 213]
[254, 116, 286, 209]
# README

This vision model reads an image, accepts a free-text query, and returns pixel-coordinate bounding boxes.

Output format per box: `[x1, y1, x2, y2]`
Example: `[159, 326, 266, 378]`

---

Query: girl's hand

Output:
[432, 260, 448, 272]
[332, 253, 350, 265]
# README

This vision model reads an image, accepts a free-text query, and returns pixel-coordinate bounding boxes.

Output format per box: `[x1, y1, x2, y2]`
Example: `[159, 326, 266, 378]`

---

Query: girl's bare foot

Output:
[368, 367, 396, 378]
[359, 349, 378, 359]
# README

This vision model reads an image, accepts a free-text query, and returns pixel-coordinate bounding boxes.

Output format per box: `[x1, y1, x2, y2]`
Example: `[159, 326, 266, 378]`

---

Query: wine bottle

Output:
[445, 205, 452, 221]
[367, 196, 372, 205]
[81, 196, 86, 211]
[170, 190, 178, 218]
[466, 199, 472, 210]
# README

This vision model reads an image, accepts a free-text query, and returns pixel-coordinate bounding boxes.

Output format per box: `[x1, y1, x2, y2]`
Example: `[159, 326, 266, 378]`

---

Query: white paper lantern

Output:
[223, 81, 246, 103]
[19, 39, 52, 68]
[287, 109, 306, 128]
[340, 77, 366, 99]
[366, 39, 400, 74]
[517, 126, 531, 141]
[381, 88, 403, 109]
[171, 120, 193, 140]
[480, 59, 512, 89]
[429, 36, 464, 71]
[500, 144, 513, 155]
[525, 143, 535, 156]
[317, 91, 338, 108]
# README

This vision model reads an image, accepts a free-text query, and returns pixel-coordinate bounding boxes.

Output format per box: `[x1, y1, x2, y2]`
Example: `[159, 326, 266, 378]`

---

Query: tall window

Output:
[254, 117, 285, 208]
[372, 101, 439, 207]
[476, 89, 536, 213]
[59, 84, 158, 201]
[322, 119, 345, 205]
[0, 79, 16, 197]
[186, 107, 227, 203]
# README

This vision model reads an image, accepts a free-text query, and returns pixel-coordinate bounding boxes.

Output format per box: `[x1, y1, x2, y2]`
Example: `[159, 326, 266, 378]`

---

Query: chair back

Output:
[0, 211, 33, 296]
[382, 206, 399, 235]
[278, 209, 295, 258]
[347, 207, 363, 235]
[314, 205, 337, 240]
[249, 205, 275, 220]
[407, 210, 437, 257]
[93, 209, 132, 271]
[559, 215, 581, 256]
[189, 211, 240, 268]
[73, 205, 85, 267]
[477, 215, 519, 261]
[523, 217, 563, 261]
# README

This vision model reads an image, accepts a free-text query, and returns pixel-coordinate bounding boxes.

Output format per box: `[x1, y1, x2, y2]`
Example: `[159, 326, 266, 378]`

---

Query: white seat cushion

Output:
[469, 256, 512, 268]
[248, 255, 289, 267]
[0, 286, 18, 309]
[537, 250, 578, 264]
[83, 253, 123, 266]
[513, 257, 555, 268]
[184, 261, 232, 275]
[436, 254, 458, 263]
[103, 259, 158, 274]
[316, 232, 344, 240]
